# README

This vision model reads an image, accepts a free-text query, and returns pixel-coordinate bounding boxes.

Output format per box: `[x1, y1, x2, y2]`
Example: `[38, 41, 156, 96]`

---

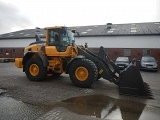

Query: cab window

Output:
[49, 30, 60, 46]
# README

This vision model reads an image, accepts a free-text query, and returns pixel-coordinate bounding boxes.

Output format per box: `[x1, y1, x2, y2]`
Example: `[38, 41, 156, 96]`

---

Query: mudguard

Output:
[22, 52, 48, 71]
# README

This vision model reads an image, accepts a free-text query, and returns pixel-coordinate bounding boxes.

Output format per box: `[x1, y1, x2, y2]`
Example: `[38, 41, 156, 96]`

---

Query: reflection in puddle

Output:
[54, 95, 150, 120]
[0, 96, 48, 120]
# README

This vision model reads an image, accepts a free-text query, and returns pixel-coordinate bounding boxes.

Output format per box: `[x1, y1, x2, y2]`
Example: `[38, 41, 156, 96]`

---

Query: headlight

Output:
[153, 63, 157, 67]
[141, 62, 146, 67]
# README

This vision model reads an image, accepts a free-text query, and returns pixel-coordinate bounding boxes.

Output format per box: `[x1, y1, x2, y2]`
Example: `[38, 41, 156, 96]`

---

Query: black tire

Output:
[25, 57, 47, 81]
[69, 59, 98, 88]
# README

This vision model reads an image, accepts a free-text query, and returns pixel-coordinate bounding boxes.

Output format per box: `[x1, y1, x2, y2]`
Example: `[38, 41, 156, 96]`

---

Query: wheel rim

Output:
[75, 67, 89, 81]
[29, 64, 39, 76]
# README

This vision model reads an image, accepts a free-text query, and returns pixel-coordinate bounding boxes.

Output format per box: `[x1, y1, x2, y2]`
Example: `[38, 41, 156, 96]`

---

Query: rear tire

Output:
[69, 59, 98, 88]
[25, 58, 47, 81]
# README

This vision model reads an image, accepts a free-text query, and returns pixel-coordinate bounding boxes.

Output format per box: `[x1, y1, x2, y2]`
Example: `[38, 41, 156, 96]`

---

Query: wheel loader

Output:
[15, 26, 152, 97]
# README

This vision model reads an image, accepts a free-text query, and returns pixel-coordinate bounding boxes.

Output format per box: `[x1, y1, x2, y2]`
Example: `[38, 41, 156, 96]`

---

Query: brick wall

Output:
[90, 47, 160, 67]
[1, 47, 160, 67]
[0, 48, 24, 58]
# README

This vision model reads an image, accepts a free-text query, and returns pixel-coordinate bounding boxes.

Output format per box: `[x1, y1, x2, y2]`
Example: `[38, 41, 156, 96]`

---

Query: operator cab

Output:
[48, 27, 75, 52]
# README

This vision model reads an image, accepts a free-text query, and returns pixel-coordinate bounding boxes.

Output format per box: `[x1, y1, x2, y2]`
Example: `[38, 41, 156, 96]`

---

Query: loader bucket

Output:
[119, 65, 153, 98]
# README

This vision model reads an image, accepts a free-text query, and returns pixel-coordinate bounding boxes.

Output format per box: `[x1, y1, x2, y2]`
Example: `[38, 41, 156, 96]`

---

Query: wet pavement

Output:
[0, 96, 48, 120]
[37, 95, 160, 120]
[0, 63, 160, 120]
[0, 88, 51, 120]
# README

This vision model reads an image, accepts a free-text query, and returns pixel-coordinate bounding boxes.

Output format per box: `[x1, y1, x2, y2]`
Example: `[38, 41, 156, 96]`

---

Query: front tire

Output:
[69, 59, 98, 88]
[25, 58, 47, 81]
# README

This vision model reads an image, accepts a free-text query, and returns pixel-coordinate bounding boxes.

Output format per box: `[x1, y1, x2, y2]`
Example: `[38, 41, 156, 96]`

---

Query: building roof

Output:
[0, 22, 160, 39]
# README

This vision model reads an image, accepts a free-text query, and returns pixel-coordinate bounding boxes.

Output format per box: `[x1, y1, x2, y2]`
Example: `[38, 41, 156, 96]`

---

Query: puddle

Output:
[53, 95, 160, 120]
[0, 96, 49, 120]
[1, 94, 160, 120]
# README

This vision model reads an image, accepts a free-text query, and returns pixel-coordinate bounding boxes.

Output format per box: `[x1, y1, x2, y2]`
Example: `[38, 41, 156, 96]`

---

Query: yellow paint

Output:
[75, 67, 89, 81]
[24, 44, 44, 54]
[99, 69, 103, 74]
[45, 46, 60, 56]
[48, 57, 63, 73]
[29, 64, 39, 76]
[45, 26, 63, 30]
[15, 58, 23, 68]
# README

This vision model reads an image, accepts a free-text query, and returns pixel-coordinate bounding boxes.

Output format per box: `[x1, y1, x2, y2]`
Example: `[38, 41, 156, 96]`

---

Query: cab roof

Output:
[45, 26, 66, 30]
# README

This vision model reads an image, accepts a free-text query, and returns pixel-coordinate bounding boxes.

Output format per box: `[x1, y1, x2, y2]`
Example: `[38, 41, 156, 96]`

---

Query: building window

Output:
[0, 49, 3, 53]
[124, 49, 131, 56]
[143, 49, 151, 56]
[12, 48, 16, 53]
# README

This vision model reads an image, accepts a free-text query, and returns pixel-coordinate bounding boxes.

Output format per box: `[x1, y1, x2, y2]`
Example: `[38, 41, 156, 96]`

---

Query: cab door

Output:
[48, 29, 68, 52]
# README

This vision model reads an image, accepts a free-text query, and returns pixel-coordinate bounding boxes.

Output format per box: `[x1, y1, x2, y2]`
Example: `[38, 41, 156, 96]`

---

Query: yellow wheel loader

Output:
[15, 26, 152, 97]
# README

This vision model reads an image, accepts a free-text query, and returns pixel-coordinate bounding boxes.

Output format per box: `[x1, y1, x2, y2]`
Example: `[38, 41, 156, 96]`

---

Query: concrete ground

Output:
[0, 63, 160, 120]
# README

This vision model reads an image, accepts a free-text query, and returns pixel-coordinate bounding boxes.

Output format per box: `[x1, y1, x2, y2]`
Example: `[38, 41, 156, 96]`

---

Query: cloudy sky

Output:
[0, 0, 159, 34]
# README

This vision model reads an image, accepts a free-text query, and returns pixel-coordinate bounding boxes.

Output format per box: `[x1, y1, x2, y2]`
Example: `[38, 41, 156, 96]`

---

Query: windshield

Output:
[142, 57, 155, 62]
[48, 28, 74, 46]
[116, 57, 129, 62]
[62, 30, 74, 45]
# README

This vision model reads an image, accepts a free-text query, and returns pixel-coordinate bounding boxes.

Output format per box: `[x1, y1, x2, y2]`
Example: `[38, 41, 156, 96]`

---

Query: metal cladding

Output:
[119, 65, 153, 98]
